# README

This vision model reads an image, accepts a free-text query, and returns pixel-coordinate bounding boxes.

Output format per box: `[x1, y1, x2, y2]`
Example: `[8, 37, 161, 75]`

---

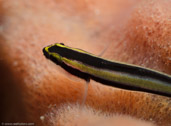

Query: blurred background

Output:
[0, 0, 170, 126]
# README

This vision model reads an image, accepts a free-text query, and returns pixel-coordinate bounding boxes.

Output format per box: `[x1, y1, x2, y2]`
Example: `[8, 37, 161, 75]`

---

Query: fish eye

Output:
[60, 43, 64, 45]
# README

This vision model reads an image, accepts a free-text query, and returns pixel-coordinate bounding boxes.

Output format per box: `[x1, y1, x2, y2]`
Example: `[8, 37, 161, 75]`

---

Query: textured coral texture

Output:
[0, 0, 170, 126]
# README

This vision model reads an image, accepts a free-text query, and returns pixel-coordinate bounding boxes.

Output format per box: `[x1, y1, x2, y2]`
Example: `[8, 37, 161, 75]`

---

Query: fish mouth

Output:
[43, 47, 50, 59]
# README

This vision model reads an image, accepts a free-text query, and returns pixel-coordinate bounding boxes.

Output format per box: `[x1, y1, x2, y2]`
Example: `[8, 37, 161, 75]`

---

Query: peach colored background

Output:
[0, 0, 170, 126]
